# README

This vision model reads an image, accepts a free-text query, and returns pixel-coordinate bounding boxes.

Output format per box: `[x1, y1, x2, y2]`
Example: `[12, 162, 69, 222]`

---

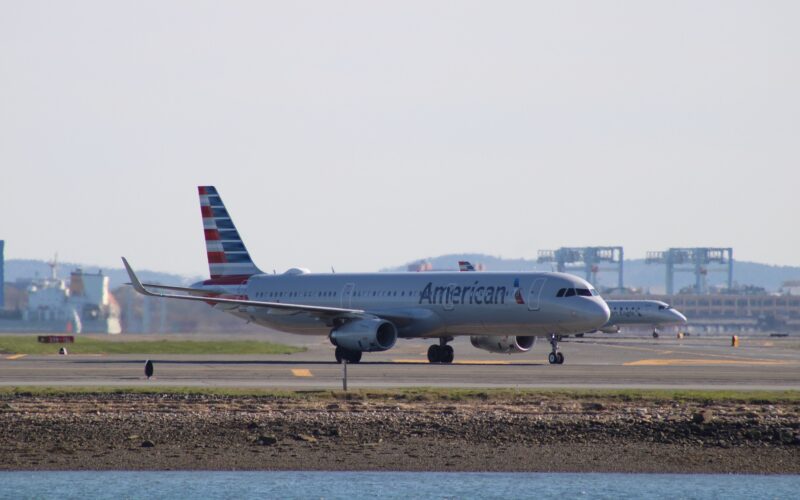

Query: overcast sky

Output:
[1, 1, 798, 276]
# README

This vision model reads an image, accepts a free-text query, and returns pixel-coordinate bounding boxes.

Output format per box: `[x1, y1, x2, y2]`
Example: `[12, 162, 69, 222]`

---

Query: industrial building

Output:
[0, 240, 4, 311]
[0, 246, 121, 334]
[645, 247, 734, 295]
[538, 247, 624, 290]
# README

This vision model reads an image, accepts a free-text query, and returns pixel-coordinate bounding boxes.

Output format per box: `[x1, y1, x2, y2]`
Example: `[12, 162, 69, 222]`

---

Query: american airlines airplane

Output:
[122, 186, 610, 365]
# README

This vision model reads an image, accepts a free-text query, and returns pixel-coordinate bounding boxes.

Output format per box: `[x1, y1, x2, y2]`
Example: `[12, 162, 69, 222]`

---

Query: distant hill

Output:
[382, 254, 800, 293]
[3, 259, 199, 289]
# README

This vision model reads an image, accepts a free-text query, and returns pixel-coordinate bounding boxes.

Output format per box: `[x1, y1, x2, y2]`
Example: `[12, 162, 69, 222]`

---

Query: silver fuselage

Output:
[195, 271, 610, 339]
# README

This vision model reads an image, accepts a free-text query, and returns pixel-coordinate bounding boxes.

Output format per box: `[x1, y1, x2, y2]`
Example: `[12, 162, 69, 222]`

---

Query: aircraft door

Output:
[527, 278, 546, 311]
[341, 283, 355, 308]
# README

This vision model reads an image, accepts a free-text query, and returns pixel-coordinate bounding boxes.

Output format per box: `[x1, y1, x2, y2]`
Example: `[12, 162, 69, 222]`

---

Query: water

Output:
[0, 471, 798, 499]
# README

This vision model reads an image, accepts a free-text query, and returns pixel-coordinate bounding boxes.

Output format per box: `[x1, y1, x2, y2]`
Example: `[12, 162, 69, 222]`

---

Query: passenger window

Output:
[556, 288, 566, 297]
[565, 288, 576, 297]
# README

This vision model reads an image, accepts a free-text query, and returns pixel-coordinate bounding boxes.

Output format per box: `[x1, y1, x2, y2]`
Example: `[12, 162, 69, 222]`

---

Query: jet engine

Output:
[330, 318, 397, 352]
[599, 325, 620, 333]
[470, 335, 536, 354]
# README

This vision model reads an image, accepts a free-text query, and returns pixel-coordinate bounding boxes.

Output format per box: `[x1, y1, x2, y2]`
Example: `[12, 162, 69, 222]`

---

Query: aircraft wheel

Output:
[652, 330, 660, 339]
[347, 350, 362, 364]
[442, 345, 454, 364]
[336, 347, 362, 363]
[427, 345, 441, 363]
[548, 352, 558, 364]
[556, 352, 565, 364]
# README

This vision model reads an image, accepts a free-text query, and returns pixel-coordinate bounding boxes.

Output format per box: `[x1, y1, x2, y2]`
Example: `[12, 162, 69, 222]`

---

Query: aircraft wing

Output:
[137, 283, 216, 295]
[121, 257, 366, 319]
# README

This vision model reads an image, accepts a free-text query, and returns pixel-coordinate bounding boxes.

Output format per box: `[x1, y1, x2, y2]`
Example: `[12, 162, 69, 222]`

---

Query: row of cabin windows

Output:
[609, 304, 671, 312]
[254, 289, 514, 300]
[555, 287, 596, 298]
[254, 291, 338, 299]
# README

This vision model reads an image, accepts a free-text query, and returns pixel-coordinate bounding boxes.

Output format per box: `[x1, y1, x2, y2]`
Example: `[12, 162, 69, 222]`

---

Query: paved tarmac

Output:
[2, 335, 799, 390]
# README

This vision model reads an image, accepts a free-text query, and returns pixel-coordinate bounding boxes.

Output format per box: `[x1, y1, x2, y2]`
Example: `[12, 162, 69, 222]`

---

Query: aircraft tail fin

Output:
[458, 261, 476, 272]
[198, 186, 263, 279]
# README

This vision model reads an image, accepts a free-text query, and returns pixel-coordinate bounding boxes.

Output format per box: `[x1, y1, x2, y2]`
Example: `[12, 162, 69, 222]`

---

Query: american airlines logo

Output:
[419, 281, 511, 305]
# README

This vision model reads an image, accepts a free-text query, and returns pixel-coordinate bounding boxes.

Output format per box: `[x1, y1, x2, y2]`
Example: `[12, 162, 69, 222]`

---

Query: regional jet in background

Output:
[596, 300, 687, 338]
[459, 261, 688, 338]
[122, 186, 610, 365]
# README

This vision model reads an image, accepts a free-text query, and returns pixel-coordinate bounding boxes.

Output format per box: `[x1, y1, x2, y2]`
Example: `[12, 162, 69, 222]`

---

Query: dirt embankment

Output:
[1, 393, 798, 473]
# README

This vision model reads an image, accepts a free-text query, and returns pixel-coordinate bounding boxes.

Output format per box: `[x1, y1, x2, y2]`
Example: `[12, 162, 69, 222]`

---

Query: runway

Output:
[2, 335, 799, 390]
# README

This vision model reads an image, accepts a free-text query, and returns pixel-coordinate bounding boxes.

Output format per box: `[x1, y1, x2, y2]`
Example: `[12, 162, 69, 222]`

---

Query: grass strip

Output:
[0, 336, 305, 355]
[1, 386, 797, 403]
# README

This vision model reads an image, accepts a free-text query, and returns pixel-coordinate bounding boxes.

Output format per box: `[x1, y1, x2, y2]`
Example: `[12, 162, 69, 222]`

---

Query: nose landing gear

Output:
[548, 334, 565, 364]
[427, 337, 454, 364]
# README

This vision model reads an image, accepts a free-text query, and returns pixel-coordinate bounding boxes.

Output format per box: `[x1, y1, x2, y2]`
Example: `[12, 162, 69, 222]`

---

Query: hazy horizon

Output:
[2, 1, 798, 275]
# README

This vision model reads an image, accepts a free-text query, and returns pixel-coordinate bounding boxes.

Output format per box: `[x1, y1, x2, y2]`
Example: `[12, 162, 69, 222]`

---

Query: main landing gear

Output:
[652, 328, 660, 339]
[335, 346, 362, 364]
[428, 337, 454, 364]
[548, 334, 565, 365]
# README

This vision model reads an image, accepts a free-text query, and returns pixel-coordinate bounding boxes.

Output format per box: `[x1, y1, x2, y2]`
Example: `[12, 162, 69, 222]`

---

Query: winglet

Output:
[121, 257, 156, 297]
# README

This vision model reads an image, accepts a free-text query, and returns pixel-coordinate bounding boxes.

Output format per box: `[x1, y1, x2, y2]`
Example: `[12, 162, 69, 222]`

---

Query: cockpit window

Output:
[589, 288, 599, 296]
[556, 288, 566, 297]
[576, 288, 592, 297]
[658, 305, 666, 310]
[565, 288, 576, 297]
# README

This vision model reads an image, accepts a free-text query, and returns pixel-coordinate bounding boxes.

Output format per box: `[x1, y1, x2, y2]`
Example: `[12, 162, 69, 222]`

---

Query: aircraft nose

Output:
[671, 309, 688, 324]
[571, 299, 610, 329]
[594, 299, 611, 326]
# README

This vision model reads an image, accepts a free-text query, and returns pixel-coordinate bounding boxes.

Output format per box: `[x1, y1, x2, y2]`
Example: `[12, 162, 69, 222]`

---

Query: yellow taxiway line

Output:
[4, 354, 27, 360]
[291, 368, 313, 377]
[598, 342, 783, 362]
[625, 358, 792, 367]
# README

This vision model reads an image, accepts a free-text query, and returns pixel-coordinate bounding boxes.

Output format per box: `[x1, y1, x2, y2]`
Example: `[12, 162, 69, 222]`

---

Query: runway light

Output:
[145, 360, 154, 379]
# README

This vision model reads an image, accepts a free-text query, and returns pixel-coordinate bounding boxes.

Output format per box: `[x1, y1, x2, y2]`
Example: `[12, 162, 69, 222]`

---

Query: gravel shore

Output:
[1, 393, 798, 473]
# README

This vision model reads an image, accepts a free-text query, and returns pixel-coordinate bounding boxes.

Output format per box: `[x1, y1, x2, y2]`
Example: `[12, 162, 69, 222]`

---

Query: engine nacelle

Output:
[470, 335, 536, 354]
[330, 318, 397, 352]
[599, 325, 621, 333]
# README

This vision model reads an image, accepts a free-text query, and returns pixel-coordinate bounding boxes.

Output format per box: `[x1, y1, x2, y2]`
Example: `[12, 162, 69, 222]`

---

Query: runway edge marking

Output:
[291, 368, 313, 377]
[4, 354, 27, 360]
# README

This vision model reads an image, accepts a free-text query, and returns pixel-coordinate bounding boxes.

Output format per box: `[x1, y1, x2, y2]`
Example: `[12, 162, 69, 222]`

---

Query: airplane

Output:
[458, 260, 688, 338]
[596, 300, 688, 338]
[122, 186, 610, 365]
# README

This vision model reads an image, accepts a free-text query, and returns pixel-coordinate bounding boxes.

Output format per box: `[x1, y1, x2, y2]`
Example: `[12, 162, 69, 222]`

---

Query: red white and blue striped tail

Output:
[198, 186, 263, 280]
[458, 261, 476, 272]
